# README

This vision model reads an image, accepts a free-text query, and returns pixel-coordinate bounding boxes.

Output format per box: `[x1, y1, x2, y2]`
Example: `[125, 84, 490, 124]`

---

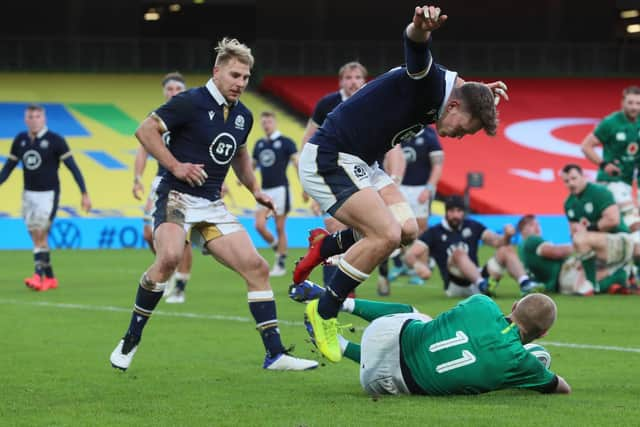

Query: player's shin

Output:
[248, 290, 286, 358]
[126, 272, 165, 339]
[320, 229, 359, 259]
[319, 258, 369, 319]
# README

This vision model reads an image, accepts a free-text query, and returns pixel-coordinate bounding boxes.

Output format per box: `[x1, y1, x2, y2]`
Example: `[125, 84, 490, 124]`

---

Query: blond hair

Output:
[162, 71, 186, 88]
[512, 294, 557, 343]
[214, 37, 254, 68]
[338, 61, 368, 79]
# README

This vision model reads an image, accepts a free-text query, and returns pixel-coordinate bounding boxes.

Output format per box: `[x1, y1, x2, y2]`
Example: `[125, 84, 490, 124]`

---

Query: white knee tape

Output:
[389, 202, 415, 225]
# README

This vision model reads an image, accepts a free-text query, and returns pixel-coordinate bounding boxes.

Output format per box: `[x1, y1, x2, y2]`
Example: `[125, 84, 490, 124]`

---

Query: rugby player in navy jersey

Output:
[300, 61, 368, 289]
[0, 104, 91, 292]
[404, 195, 544, 298]
[388, 126, 443, 285]
[252, 111, 298, 277]
[132, 72, 193, 304]
[110, 38, 317, 372]
[294, 5, 509, 362]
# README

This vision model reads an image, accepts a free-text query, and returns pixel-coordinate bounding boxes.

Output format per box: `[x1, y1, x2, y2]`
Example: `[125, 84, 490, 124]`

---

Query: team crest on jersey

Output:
[209, 132, 237, 165]
[616, 132, 626, 141]
[259, 149, 276, 167]
[273, 140, 281, 149]
[627, 142, 638, 155]
[415, 137, 425, 145]
[39, 139, 49, 149]
[353, 165, 368, 180]
[567, 209, 575, 218]
[234, 115, 245, 130]
[20, 140, 26, 147]
[462, 227, 472, 238]
[391, 124, 424, 147]
[402, 147, 417, 163]
[441, 234, 447, 241]
[23, 150, 42, 170]
[584, 202, 593, 214]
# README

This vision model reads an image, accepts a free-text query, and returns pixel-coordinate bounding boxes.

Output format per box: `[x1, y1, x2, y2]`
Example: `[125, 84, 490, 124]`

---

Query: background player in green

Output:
[293, 280, 570, 395]
[561, 164, 636, 294]
[581, 86, 640, 232]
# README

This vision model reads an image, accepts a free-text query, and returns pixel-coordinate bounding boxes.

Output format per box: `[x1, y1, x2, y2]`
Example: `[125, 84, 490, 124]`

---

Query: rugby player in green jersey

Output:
[561, 164, 636, 294]
[581, 86, 640, 231]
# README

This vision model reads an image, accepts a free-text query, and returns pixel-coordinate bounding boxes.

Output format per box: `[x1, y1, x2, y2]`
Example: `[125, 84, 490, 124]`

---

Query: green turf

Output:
[1, 247, 638, 426]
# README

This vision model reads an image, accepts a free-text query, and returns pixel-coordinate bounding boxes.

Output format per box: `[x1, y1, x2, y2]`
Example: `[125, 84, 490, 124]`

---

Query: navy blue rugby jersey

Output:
[401, 126, 442, 186]
[9, 127, 71, 191]
[310, 33, 457, 165]
[419, 218, 487, 285]
[310, 90, 345, 127]
[153, 79, 253, 201]
[252, 131, 297, 189]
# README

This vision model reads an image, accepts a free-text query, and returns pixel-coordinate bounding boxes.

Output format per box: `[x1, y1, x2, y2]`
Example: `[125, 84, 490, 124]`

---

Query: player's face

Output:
[622, 93, 640, 121]
[445, 207, 465, 228]
[339, 68, 366, 98]
[213, 58, 251, 103]
[436, 102, 482, 139]
[24, 109, 46, 135]
[261, 115, 276, 135]
[561, 169, 587, 195]
[163, 81, 185, 100]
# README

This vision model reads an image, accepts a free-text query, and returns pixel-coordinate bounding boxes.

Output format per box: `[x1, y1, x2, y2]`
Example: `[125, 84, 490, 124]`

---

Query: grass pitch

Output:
[1, 247, 638, 426]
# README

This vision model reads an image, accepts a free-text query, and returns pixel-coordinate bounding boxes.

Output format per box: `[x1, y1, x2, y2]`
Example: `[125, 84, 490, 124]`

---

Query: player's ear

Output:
[447, 99, 460, 111]
[511, 299, 518, 313]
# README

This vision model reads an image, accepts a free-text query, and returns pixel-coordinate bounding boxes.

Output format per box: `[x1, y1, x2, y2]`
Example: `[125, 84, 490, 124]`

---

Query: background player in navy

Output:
[132, 71, 193, 303]
[388, 126, 444, 285]
[295, 5, 508, 362]
[405, 195, 544, 297]
[252, 111, 298, 277]
[0, 104, 91, 291]
[300, 61, 368, 288]
[110, 38, 317, 372]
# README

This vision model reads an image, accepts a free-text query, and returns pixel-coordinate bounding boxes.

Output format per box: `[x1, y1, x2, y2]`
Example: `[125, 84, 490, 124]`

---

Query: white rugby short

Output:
[143, 176, 163, 224]
[257, 185, 290, 216]
[299, 143, 394, 215]
[22, 190, 57, 231]
[399, 184, 430, 219]
[360, 312, 432, 396]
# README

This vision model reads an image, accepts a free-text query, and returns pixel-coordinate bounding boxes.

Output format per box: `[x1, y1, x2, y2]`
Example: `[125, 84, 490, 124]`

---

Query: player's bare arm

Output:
[132, 145, 149, 200]
[135, 116, 206, 188]
[481, 226, 514, 247]
[420, 151, 443, 204]
[384, 145, 406, 184]
[582, 133, 621, 176]
[597, 204, 621, 231]
[407, 5, 448, 43]
[405, 240, 432, 279]
[232, 146, 276, 213]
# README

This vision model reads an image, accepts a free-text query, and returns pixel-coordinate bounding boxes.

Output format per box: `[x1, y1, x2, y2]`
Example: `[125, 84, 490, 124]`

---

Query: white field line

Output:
[1, 298, 639, 354]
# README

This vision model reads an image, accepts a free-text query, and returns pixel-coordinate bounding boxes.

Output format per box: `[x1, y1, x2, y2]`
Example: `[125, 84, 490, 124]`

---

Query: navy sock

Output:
[392, 254, 403, 268]
[277, 253, 286, 268]
[175, 279, 187, 291]
[248, 292, 285, 358]
[378, 258, 389, 279]
[319, 261, 367, 319]
[126, 278, 163, 340]
[320, 229, 357, 259]
[322, 264, 338, 285]
[34, 251, 46, 276]
[42, 251, 54, 278]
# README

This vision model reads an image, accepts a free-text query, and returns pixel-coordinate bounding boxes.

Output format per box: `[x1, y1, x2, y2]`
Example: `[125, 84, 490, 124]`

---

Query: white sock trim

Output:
[175, 272, 191, 281]
[341, 298, 355, 313]
[338, 258, 370, 282]
[248, 290, 274, 301]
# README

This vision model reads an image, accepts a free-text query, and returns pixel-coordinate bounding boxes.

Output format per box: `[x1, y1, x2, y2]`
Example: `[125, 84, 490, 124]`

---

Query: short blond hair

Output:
[214, 37, 254, 68]
[512, 294, 557, 342]
[338, 61, 368, 79]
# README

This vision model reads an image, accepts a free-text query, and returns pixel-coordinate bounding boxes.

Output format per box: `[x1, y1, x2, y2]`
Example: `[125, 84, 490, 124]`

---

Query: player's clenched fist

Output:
[413, 5, 448, 32]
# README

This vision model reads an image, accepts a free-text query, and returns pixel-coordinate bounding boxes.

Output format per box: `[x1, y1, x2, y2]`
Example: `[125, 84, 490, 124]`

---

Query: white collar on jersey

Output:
[267, 130, 282, 140]
[31, 126, 48, 139]
[205, 78, 238, 107]
[339, 88, 349, 102]
[441, 217, 462, 232]
[437, 70, 458, 119]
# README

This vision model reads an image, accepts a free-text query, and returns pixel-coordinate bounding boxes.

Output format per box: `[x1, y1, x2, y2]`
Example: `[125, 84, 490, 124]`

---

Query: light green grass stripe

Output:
[68, 103, 139, 135]
[2, 298, 640, 354]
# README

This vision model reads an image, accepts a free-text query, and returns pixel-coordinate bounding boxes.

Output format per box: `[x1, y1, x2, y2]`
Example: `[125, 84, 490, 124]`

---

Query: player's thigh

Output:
[154, 222, 187, 264]
[378, 183, 418, 242]
[206, 230, 268, 276]
[333, 187, 399, 238]
[254, 206, 268, 227]
[323, 216, 346, 233]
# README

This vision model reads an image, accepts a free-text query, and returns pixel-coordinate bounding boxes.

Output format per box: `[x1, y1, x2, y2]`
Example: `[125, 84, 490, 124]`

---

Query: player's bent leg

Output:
[147, 223, 187, 283]
[207, 231, 317, 371]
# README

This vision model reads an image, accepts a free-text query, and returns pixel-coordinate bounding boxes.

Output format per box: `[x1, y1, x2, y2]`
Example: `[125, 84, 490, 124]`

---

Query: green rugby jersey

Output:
[400, 295, 556, 395]
[518, 235, 563, 292]
[564, 182, 628, 233]
[594, 111, 640, 185]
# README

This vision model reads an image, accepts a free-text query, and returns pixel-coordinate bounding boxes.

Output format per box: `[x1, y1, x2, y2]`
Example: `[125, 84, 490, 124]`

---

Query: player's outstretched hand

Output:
[132, 181, 144, 200]
[414, 5, 448, 33]
[81, 193, 92, 213]
[486, 81, 509, 106]
[254, 190, 277, 216]
[173, 162, 208, 187]
[503, 224, 516, 237]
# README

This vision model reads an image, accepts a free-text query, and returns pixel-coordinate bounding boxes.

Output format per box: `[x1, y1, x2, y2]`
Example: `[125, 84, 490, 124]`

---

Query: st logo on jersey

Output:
[391, 124, 424, 147]
[209, 132, 237, 165]
[23, 150, 42, 170]
[259, 149, 276, 167]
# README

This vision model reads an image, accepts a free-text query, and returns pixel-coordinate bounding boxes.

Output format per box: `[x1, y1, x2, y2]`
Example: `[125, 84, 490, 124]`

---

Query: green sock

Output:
[352, 299, 414, 322]
[597, 268, 627, 293]
[579, 253, 597, 287]
[344, 342, 361, 363]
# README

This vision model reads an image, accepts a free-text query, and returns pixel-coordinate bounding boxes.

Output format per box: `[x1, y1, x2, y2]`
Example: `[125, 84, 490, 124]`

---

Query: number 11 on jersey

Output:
[429, 331, 477, 374]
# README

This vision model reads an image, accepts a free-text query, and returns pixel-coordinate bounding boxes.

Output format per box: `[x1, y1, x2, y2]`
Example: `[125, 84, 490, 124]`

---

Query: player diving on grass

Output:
[292, 4, 509, 362]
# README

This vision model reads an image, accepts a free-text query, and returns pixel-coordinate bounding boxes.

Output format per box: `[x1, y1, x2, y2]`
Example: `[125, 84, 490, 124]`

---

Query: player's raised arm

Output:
[404, 5, 447, 79]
